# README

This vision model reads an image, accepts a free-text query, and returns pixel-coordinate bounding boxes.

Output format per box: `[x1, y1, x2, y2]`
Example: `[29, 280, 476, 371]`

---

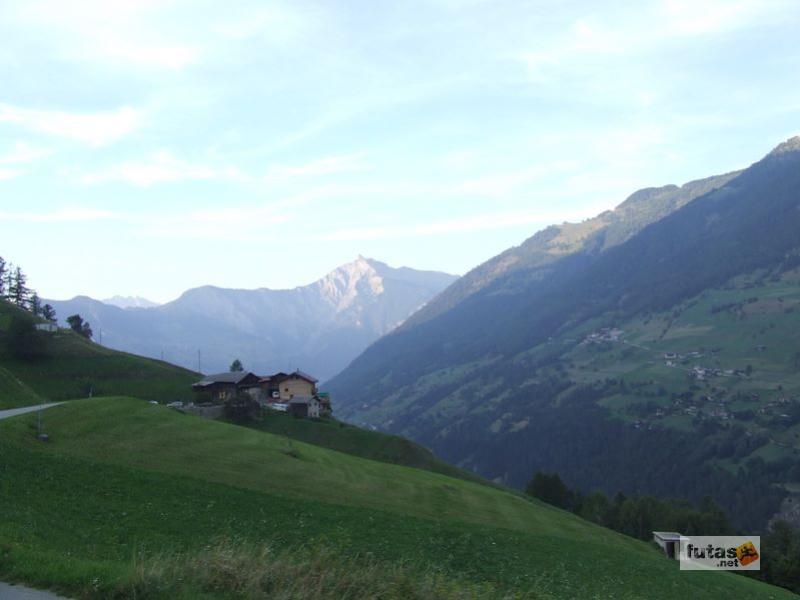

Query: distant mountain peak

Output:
[315, 257, 457, 314]
[102, 295, 160, 309]
[316, 257, 389, 313]
[767, 135, 800, 156]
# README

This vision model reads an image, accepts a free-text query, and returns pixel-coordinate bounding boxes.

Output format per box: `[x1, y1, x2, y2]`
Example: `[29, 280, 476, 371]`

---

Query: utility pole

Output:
[198, 349, 202, 374]
[37, 397, 49, 441]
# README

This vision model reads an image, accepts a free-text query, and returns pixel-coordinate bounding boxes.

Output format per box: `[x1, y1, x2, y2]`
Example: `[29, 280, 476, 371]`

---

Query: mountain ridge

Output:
[46, 257, 457, 380]
[402, 170, 741, 329]
[327, 136, 800, 530]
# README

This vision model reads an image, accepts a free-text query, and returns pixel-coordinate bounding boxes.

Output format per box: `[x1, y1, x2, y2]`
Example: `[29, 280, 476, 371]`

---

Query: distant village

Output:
[171, 369, 331, 420]
[581, 327, 800, 434]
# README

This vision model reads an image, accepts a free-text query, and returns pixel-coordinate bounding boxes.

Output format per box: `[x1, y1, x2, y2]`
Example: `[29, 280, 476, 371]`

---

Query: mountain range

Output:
[46, 257, 456, 381]
[102, 295, 161, 309]
[328, 136, 800, 530]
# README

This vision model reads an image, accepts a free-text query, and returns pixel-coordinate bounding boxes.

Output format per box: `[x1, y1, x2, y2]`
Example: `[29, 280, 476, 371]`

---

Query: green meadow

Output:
[0, 397, 792, 599]
[0, 301, 198, 408]
[240, 409, 488, 484]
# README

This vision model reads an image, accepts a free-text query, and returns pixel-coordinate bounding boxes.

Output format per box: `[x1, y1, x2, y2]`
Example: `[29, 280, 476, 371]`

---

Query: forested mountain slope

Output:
[328, 137, 800, 530]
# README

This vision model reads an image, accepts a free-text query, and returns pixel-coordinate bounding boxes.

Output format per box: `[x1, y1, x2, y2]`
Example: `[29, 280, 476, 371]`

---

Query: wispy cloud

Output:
[264, 155, 367, 181]
[459, 161, 578, 197]
[99, 38, 199, 70]
[0, 104, 142, 146]
[318, 206, 605, 242]
[0, 141, 52, 181]
[77, 152, 365, 187]
[0, 207, 120, 222]
[0, 141, 52, 164]
[140, 203, 297, 241]
[10, 0, 200, 70]
[78, 150, 231, 186]
[0, 168, 22, 181]
[516, 0, 790, 82]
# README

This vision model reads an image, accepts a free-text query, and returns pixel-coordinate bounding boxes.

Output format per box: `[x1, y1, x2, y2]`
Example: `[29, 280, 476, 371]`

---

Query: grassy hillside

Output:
[0, 300, 198, 407]
[0, 364, 42, 408]
[240, 410, 490, 485]
[0, 397, 791, 599]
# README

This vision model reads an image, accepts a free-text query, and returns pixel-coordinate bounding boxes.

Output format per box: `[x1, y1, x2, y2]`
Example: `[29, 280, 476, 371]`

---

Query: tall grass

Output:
[116, 540, 518, 600]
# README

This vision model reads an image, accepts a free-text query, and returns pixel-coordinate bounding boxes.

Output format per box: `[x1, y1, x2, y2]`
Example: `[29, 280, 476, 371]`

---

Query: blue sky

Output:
[1, 0, 798, 302]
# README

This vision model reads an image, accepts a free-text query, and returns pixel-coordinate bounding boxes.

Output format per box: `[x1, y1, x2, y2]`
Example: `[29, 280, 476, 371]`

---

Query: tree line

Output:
[1, 256, 94, 361]
[526, 470, 800, 594]
[0, 255, 55, 321]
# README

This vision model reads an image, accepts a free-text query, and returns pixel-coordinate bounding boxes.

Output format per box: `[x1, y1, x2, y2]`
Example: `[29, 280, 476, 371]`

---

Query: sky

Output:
[1, 0, 799, 303]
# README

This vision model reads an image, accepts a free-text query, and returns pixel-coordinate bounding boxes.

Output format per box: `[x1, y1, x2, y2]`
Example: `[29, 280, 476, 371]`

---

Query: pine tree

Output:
[2, 264, 13, 301]
[29, 292, 42, 316]
[0, 256, 6, 297]
[9, 266, 29, 307]
[42, 304, 56, 323]
[66, 314, 92, 339]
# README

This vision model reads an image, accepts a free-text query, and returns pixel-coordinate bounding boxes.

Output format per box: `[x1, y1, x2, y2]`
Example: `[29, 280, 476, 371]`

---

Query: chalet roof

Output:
[193, 371, 257, 387]
[292, 369, 318, 383]
[259, 369, 318, 384]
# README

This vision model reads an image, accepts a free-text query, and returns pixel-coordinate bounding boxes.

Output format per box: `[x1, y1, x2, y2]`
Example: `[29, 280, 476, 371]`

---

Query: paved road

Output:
[0, 581, 71, 599]
[0, 402, 64, 421]
[0, 403, 72, 599]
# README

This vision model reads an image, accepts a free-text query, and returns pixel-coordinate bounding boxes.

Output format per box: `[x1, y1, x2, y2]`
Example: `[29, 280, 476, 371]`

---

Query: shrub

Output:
[6, 316, 49, 360]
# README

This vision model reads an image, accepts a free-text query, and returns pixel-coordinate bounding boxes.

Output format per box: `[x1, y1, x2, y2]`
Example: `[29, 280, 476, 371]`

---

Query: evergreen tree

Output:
[230, 358, 244, 372]
[66, 314, 93, 339]
[42, 304, 56, 323]
[525, 471, 572, 509]
[29, 292, 42, 316]
[2, 265, 14, 301]
[6, 316, 48, 359]
[9, 266, 29, 307]
[0, 256, 5, 297]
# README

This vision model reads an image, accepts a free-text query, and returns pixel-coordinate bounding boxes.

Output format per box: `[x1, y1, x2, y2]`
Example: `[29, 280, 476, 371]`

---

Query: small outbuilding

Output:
[652, 531, 683, 560]
[289, 395, 321, 419]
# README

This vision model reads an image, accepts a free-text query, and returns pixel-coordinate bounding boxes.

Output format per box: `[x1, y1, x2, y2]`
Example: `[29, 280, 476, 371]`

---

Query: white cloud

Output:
[9, 0, 199, 70]
[0, 207, 120, 222]
[0, 168, 22, 181]
[460, 161, 577, 197]
[140, 203, 295, 241]
[658, 0, 778, 36]
[0, 104, 142, 146]
[264, 155, 367, 181]
[0, 141, 52, 164]
[99, 38, 199, 70]
[515, 0, 790, 83]
[80, 152, 365, 188]
[318, 205, 604, 242]
[79, 151, 242, 187]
